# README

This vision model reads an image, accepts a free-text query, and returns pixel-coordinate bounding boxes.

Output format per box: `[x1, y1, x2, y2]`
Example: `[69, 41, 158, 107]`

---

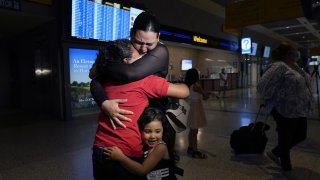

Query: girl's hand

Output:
[103, 147, 125, 161]
[101, 99, 133, 129]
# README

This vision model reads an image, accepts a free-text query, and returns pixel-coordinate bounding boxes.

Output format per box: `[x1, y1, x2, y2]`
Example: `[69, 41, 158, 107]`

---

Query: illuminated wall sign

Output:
[241, 37, 252, 54]
[160, 25, 238, 52]
[0, 0, 20, 10]
[68, 48, 98, 116]
[193, 35, 208, 44]
[160, 30, 192, 40]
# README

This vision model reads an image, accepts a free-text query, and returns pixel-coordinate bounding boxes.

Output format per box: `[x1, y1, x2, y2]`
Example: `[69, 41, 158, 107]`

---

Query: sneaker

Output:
[266, 151, 281, 166]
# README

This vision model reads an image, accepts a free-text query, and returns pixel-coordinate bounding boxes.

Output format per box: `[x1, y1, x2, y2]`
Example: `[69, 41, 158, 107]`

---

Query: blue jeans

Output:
[92, 147, 143, 180]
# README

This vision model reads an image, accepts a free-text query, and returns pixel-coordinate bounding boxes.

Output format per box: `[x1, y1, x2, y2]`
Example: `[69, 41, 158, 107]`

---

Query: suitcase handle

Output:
[250, 104, 268, 134]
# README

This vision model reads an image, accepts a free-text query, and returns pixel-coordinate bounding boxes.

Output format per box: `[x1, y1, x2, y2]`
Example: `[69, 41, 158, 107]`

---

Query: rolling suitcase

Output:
[230, 104, 270, 154]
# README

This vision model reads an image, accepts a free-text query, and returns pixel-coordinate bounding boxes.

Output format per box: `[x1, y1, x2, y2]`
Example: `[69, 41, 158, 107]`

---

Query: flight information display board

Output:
[71, 0, 143, 41]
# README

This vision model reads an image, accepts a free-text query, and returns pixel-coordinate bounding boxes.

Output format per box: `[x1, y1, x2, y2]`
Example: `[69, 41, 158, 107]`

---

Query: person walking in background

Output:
[184, 68, 210, 159]
[218, 68, 228, 98]
[257, 43, 313, 173]
[104, 107, 177, 180]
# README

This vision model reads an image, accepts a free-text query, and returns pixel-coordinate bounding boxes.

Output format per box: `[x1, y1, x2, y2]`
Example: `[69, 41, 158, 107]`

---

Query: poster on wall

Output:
[69, 48, 98, 115]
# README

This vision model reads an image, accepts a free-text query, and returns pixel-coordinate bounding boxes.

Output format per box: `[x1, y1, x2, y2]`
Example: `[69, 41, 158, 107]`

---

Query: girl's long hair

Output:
[184, 68, 199, 88]
[138, 107, 174, 165]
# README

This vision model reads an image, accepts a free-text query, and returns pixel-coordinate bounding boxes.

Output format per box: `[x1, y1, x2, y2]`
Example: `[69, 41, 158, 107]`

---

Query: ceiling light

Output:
[286, 26, 290, 29]
[205, 58, 215, 61]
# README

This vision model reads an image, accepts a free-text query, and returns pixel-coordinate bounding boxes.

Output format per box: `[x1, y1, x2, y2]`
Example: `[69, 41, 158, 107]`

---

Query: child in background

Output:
[184, 68, 209, 159]
[104, 107, 177, 180]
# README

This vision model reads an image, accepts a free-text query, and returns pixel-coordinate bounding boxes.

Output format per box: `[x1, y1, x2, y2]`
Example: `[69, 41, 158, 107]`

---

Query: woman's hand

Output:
[101, 99, 133, 129]
[104, 146, 124, 161]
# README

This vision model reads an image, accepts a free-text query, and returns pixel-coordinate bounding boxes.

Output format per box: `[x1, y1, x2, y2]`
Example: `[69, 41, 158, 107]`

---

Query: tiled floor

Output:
[0, 87, 319, 180]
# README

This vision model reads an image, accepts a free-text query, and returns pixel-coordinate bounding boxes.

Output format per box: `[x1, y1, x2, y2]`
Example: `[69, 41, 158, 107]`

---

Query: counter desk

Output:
[200, 73, 238, 92]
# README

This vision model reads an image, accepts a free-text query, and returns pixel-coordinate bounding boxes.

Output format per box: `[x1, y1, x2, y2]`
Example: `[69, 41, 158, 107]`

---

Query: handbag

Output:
[166, 99, 190, 133]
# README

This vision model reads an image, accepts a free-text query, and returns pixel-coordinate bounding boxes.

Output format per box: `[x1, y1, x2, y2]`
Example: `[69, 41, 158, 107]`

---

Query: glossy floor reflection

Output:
[0, 87, 319, 180]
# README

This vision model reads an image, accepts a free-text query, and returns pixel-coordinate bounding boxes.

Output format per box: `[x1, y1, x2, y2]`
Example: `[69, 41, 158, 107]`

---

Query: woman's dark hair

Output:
[272, 43, 293, 61]
[184, 68, 199, 87]
[131, 11, 160, 36]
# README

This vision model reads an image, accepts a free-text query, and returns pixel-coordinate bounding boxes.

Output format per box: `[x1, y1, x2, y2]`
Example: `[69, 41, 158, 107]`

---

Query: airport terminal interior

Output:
[1, 0, 320, 180]
[0, 87, 320, 180]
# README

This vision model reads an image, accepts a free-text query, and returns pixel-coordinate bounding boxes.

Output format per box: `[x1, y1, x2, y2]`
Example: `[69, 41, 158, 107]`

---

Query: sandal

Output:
[192, 150, 207, 159]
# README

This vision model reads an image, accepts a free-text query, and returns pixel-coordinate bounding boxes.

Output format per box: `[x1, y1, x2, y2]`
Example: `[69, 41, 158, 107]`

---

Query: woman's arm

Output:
[98, 43, 169, 83]
[90, 43, 168, 126]
[104, 144, 167, 176]
[91, 43, 169, 105]
[90, 78, 108, 106]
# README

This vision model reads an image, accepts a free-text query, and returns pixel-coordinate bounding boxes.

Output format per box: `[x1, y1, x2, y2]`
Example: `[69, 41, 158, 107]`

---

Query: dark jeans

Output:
[271, 108, 307, 171]
[92, 147, 143, 180]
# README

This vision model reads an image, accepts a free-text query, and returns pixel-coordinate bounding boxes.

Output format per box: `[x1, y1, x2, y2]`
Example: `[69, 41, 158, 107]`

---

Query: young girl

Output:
[184, 68, 209, 159]
[104, 107, 177, 180]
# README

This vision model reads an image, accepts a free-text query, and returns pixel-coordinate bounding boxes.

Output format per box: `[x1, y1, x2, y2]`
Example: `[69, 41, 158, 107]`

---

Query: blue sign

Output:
[160, 25, 239, 52]
[241, 37, 251, 54]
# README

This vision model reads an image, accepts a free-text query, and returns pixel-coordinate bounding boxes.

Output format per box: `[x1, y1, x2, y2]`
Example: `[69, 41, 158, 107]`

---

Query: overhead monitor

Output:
[263, 46, 271, 58]
[181, 59, 192, 71]
[71, 0, 143, 41]
[249, 42, 258, 56]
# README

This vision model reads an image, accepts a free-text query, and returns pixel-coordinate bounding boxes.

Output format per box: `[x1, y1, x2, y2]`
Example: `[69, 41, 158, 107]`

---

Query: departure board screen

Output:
[71, 0, 143, 41]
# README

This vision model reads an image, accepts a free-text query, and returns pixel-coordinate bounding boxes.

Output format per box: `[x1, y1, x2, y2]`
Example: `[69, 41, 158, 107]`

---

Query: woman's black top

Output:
[90, 43, 169, 106]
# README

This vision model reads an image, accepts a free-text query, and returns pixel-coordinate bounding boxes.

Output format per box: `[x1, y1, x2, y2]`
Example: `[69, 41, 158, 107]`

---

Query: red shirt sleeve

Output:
[142, 75, 170, 98]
